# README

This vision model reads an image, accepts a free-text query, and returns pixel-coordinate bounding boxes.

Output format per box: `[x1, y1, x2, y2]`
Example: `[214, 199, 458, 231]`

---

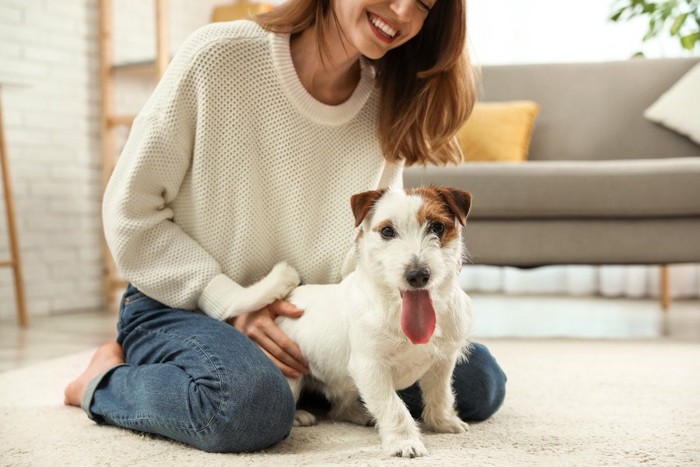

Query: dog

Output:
[274, 186, 474, 458]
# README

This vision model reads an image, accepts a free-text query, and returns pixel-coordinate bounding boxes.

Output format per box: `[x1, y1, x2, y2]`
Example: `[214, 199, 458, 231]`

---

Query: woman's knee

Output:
[192, 367, 296, 453]
[454, 343, 507, 422]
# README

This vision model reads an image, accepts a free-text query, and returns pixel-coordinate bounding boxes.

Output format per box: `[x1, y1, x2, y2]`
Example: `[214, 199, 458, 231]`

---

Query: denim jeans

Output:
[83, 285, 507, 453]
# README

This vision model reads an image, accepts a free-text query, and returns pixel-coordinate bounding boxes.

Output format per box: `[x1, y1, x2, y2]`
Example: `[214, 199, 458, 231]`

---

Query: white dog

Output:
[271, 186, 474, 458]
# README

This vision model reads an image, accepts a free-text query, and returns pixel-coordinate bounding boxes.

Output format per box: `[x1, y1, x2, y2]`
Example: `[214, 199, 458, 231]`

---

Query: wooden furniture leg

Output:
[0, 86, 28, 327]
[660, 264, 671, 312]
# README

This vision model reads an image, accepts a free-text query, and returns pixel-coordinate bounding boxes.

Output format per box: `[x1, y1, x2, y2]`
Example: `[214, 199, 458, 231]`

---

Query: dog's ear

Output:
[350, 190, 386, 227]
[436, 187, 472, 226]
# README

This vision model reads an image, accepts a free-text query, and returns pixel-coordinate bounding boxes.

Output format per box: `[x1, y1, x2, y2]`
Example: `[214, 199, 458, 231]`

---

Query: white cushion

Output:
[644, 63, 700, 145]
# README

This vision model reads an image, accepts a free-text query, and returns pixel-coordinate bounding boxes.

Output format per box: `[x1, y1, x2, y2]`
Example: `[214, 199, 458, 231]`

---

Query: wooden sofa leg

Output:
[660, 265, 671, 312]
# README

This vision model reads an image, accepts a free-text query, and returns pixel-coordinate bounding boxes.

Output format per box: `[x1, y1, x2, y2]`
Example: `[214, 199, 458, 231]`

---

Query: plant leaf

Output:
[670, 13, 688, 35]
[642, 2, 657, 14]
[658, 2, 675, 21]
[643, 18, 658, 41]
[680, 31, 700, 50]
[610, 7, 627, 21]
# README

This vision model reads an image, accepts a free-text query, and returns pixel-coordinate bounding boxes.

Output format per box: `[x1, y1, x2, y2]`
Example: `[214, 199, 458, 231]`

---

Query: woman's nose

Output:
[389, 0, 415, 22]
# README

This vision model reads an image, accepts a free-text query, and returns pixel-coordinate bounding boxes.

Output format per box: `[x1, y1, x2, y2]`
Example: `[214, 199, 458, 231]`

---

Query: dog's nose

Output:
[406, 267, 431, 288]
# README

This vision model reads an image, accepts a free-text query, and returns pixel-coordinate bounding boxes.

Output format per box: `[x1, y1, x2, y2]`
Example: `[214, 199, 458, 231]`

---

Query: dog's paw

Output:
[293, 409, 317, 427]
[423, 415, 469, 434]
[383, 436, 428, 458]
[268, 261, 301, 297]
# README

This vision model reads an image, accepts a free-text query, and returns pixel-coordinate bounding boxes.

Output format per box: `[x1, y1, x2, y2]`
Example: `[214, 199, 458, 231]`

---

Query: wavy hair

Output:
[255, 0, 476, 165]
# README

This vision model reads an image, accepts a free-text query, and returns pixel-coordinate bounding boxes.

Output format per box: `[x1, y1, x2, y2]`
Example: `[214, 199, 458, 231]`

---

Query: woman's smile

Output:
[367, 11, 400, 44]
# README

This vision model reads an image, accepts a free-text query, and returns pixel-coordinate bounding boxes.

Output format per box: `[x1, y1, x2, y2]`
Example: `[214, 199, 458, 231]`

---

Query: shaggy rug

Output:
[1, 339, 699, 466]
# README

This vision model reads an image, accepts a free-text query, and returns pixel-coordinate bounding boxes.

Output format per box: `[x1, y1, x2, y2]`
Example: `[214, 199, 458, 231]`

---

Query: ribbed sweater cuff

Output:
[198, 274, 245, 320]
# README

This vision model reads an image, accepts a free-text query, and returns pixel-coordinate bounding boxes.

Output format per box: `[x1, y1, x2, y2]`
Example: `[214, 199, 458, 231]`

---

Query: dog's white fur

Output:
[268, 187, 474, 458]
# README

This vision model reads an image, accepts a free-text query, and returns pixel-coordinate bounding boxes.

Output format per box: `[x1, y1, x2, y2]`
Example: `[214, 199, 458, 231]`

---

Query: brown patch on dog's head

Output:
[350, 189, 387, 227]
[408, 186, 473, 245]
[372, 219, 395, 234]
[436, 186, 472, 226]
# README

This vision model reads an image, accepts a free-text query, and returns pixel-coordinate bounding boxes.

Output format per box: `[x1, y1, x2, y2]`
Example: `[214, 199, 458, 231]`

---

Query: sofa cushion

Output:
[462, 218, 700, 266]
[645, 63, 700, 145]
[480, 58, 700, 161]
[457, 101, 540, 162]
[403, 157, 700, 219]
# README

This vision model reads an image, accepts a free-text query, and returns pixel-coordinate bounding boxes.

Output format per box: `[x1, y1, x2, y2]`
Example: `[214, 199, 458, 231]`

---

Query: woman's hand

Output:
[230, 300, 309, 379]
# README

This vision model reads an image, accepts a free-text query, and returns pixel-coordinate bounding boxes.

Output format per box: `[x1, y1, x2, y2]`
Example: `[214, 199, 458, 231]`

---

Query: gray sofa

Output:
[404, 58, 700, 271]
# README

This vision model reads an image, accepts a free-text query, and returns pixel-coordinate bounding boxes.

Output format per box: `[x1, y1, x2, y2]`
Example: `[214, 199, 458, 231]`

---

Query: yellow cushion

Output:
[211, 3, 273, 22]
[457, 101, 540, 162]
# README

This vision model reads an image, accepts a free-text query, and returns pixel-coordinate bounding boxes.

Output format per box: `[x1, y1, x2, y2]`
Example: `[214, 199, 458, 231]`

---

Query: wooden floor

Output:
[0, 294, 698, 372]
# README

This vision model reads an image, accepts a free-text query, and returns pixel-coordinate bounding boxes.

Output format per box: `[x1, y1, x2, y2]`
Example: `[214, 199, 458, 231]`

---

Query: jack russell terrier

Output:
[263, 186, 473, 458]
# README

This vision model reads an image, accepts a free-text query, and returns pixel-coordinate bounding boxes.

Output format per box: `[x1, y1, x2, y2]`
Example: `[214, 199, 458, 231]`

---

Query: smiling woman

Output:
[257, 0, 475, 165]
[65, 0, 505, 456]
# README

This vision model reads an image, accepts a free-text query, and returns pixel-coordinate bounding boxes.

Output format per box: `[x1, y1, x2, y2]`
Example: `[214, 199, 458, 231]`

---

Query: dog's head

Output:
[350, 186, 472, 344]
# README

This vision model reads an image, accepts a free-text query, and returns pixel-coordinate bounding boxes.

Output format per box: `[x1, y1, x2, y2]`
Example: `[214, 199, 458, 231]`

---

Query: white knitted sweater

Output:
[103, 21, 403, 320]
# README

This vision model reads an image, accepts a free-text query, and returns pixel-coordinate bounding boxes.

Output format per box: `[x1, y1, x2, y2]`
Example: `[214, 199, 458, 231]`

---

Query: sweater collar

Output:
[269, 32, 376, 127]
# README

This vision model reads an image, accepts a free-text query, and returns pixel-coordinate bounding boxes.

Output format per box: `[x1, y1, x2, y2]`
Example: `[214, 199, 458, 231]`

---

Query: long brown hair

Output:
[255, 0, 475, 166]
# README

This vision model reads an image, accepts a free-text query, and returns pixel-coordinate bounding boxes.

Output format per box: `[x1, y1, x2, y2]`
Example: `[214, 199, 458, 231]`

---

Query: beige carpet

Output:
[2, 339, 699, 466]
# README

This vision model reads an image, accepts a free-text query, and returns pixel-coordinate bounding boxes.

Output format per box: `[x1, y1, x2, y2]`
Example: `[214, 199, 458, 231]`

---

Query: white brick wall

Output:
[0, 0, 266, 322]
[0, 0, 101, 321]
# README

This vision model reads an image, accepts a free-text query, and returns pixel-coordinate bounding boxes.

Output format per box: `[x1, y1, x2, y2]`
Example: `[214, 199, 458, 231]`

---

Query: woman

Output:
[65, 0, 506, 453]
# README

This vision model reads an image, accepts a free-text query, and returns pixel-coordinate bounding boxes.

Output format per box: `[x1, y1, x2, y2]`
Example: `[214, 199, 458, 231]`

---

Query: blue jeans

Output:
[83, 285, 507, 453]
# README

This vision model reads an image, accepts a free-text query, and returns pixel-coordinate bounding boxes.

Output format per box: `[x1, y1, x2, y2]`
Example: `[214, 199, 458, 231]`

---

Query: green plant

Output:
[609, 0, 700, 56]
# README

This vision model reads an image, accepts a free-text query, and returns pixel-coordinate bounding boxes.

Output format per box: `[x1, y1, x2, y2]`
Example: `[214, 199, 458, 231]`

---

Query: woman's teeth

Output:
[369, 14, 398, 38]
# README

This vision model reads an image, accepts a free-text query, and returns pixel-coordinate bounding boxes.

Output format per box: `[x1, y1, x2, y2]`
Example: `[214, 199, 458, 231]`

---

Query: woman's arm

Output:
[103, 25, 249, 320]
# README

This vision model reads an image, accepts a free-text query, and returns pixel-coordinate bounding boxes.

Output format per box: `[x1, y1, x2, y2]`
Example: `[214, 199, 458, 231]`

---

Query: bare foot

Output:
[64, 342, 125, 407]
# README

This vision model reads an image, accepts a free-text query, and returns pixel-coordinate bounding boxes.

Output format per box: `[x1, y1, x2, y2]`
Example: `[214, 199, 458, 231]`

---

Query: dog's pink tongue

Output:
[401, 290, 436, 345]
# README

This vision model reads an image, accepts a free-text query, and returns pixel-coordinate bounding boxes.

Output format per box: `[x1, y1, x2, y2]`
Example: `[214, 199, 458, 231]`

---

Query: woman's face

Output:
[332, 0, 436, 60]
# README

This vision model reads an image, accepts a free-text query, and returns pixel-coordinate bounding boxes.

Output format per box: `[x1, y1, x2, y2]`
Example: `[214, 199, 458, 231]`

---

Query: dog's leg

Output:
[350, 358, 427, 458]
[329, 394, 373, 426]
[285, 376, 317, 427]
[221, 261, 300, 320]
[294, 409, 317, 427]
[419, 355, 469, 434]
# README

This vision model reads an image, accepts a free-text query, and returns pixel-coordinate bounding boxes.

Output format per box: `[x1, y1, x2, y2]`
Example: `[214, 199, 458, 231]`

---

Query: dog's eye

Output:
[430, 222, 445, 236]
[380, 226, 396, 239]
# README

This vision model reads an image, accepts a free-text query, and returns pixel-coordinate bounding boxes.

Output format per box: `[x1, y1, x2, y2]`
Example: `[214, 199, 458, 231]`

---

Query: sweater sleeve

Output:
[103, 24, 248, 320]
